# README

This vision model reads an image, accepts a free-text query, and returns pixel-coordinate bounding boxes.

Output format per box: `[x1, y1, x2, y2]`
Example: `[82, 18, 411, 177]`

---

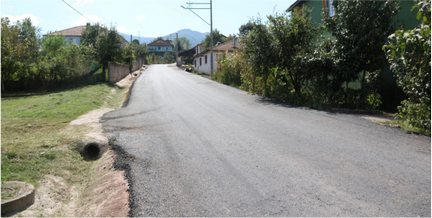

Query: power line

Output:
[62, 0, 96, 24]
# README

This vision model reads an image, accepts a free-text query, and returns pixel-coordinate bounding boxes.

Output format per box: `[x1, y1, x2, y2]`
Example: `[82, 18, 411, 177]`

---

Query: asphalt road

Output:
[102, 64, 431, 217]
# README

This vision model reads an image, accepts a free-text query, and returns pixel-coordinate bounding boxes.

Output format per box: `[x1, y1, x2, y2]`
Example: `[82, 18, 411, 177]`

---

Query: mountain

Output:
[172, 29, 209, 47]
[118, 33, 155, 45]
[119, 29, 209, 49]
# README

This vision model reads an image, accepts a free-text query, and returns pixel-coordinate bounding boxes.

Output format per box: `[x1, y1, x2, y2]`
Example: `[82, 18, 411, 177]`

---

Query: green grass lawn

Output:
[1, 83, 127, 188]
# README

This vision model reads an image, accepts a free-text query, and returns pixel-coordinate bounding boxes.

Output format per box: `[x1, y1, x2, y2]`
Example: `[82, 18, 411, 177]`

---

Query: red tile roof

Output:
[148, 39, 173, 46]
[44, 25, 87, 37]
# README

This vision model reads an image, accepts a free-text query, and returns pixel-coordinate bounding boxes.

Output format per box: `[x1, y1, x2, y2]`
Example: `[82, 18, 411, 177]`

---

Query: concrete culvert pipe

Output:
[79, 139, 107, 160]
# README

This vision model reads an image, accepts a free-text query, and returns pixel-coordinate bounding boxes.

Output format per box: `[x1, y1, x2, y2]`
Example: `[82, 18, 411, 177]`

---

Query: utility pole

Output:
[181, 0, 213, 76]
[210, 0, 213, 77]
[176, 33, 179, 66]
[130, 34, 132, 74]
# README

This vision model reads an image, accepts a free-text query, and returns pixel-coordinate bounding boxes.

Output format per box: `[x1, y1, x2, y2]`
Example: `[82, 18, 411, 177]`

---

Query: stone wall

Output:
[108, 62, 130, 83]
[108, 57, 145, 83]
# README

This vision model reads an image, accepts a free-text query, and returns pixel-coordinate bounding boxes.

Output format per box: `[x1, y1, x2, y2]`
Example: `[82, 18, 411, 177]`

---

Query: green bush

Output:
[383, 0, 430, 134]
[397, 100, 431, 134]
[215, 51, 242, 87]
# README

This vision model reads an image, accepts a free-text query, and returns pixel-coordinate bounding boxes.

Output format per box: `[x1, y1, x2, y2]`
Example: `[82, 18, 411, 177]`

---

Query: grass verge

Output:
[1, 82, 128, 188]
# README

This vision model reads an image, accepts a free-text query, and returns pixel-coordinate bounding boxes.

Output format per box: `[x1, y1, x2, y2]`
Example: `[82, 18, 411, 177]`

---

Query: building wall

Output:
[64, 36, 81, 45]
[148, 45, 173, 52]
[194, 52, 221, 75]
[397, 0, 421, 30]
[297, 0, 420, 30]
[296, 0, 324, 26]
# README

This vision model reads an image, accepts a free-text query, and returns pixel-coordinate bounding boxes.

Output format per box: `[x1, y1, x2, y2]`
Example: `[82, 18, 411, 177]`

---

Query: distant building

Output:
[287, 0, 420, 30]
[44, 24, 90, 45]
[44, 23, 128, 46]
[193, 39, 239, 75]
[148, 38, 174, 53]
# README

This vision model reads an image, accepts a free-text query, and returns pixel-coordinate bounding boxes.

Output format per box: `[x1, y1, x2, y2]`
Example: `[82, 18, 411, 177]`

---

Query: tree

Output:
[383, 0, 431, 134]
[268, 8, 320, 95]
[202, 29, 228, 49]
[1, 17, 41, 90]
[239, 22, 255, 35]
[1, 17, 21, 89]
[81, 23, 102, 46]
[95, 26, 124, 73]
[242, 17, 274, 96]
[17, 18, 41, 63]
[132, 39, 140, 45]
[323, 0, 400, 107]
[134, 43, 148, 59]
[41, 32, 66, 55]
[162, 52, 175, 63]
[173, 37, 191, 51]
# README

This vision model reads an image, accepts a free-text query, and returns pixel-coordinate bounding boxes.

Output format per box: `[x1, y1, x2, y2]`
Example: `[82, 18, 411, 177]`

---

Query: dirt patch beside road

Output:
[10, 70, 142, 217]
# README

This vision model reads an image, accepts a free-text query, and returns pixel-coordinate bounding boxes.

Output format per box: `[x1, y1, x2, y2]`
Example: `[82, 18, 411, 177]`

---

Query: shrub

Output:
[215, 51, 243, 87]
[383, 0, 431, 134]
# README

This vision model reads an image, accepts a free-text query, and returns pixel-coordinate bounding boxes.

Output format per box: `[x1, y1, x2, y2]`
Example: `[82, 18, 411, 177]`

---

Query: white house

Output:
[44, 23, 128, 46]
[193, 39, 239, 75]
[43, 23, 91, 45]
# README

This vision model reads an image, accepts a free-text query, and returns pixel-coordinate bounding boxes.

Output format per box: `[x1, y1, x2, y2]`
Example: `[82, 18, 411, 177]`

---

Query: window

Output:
[194, 60, 196, 67]
[325, 0, 335, 17]
[200, 57, 202, 66]
[205, 55, 207, 64]
[158, 47, 162, 50]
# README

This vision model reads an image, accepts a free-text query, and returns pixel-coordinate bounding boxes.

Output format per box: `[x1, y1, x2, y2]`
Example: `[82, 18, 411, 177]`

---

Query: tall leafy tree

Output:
[1, 17, 41, 90]
[133, 43, 148, 59]
[1, 17, 20, 89]
[242, 17, 274, 96]
[173, 37, 191, 51]
[323, 0, 400, 106]
[95, 26, 123, 73]
[41, 32, 66, 55]
[17, 18, 41, 63]
[132, 39, 140, 45]
[239, 22, 256, 36]
[81, 23, 102, 47]
[202, 29, 228, 49]
[268, 8, 320, 95]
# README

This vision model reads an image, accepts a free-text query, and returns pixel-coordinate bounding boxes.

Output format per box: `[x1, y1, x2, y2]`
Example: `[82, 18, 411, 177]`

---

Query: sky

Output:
[1, 0, 296, 38]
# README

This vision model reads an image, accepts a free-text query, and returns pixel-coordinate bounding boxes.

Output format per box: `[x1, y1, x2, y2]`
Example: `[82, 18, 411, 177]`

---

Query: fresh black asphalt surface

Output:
[101, 64, 431, 216]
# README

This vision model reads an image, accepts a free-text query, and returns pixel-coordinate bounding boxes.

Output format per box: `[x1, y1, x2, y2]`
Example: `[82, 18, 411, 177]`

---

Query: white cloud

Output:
[136, 14, 146, 21]
[75, 14, 103, 26]
[75, 0, 94, 7]
[117, 25, 128, 33]
[2, 14, 41, 26]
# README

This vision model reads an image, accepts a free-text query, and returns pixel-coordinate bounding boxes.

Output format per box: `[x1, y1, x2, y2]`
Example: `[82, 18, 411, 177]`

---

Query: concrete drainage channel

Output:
[1, 181, 35, 216]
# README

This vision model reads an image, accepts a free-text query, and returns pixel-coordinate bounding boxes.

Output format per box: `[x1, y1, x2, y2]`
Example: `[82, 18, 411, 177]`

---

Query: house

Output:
[178, 46, 197, 65]
[193, 39, 239, 75]
[44, 23, 129, 46]
[148, 38, 174, 53]
[178, 42, 206, 65]
[44, 23, 90, 45]
[287, 0, 422, 111]
[287, 0, 420, 30]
